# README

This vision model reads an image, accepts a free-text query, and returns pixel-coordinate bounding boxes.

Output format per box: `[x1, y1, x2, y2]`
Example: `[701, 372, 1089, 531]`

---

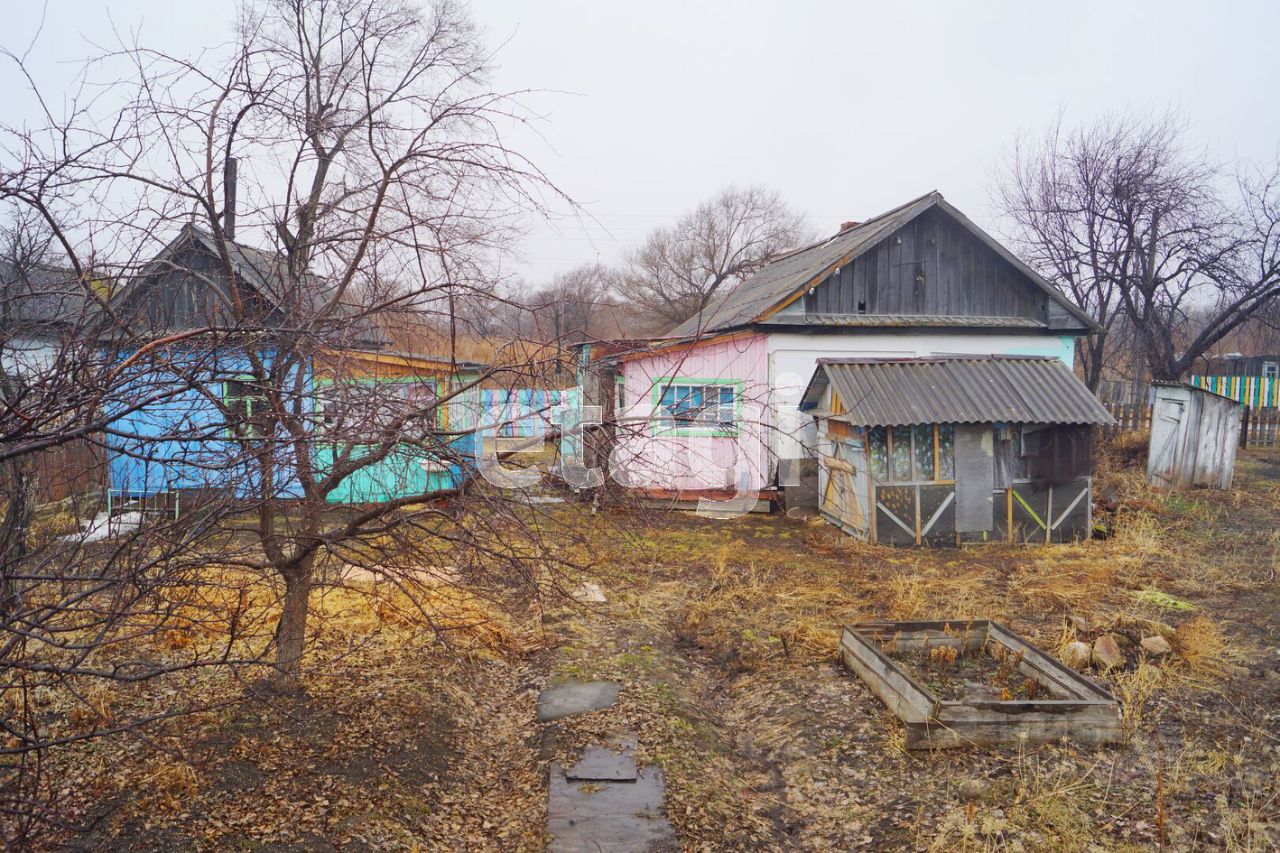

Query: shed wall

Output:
[767, 331, 1076, 465]
[1147, 386, 1242, 490]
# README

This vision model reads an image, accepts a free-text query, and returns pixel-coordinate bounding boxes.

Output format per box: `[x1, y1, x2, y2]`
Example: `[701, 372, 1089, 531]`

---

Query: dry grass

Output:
[676, 543, 864, 669]
[1172, 614, 1234, 677]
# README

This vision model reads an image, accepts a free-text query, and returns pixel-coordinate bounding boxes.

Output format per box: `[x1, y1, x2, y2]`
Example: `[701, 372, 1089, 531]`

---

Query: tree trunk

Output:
[274, 556, 314, 687]
[0, 458, 33, 616]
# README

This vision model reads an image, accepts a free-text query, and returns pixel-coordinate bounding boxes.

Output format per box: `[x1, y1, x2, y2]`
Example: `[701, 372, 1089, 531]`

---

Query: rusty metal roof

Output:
[666, 191, 1096, 338]
[801, 356, 1115, 427]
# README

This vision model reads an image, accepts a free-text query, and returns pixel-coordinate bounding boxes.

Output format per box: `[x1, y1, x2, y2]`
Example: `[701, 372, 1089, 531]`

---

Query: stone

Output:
[1062, 640, 1092, 670]
[571, 582, 607, 604]
[1092, 634, 1124, 670]
[1067, 615, 1092, 635]
[548, 764, 676, 852]
[537, 680, 621, 722]
[566, 733, 638, 782]
[1140, 635, 1173, 657]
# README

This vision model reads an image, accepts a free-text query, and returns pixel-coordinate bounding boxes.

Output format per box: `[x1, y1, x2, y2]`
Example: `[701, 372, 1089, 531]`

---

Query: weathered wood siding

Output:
[803, 208, 1048, 321]
[1147, 385, 1241, 490]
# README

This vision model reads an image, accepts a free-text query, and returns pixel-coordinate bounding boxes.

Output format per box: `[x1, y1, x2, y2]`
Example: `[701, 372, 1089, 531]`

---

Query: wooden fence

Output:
[1101, 402, 1152, 437]
[1240, 406, 1280, 448]
[0, 437, 107, 506]
[1102, 401, 1280, 448]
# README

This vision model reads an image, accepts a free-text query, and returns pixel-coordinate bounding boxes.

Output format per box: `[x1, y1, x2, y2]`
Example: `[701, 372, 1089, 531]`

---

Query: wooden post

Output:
[1241, 405, 1250, 450]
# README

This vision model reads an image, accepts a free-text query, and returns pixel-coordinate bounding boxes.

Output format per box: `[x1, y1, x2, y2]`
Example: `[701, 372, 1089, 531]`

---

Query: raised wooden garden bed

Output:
[840, 620, 1122, 749]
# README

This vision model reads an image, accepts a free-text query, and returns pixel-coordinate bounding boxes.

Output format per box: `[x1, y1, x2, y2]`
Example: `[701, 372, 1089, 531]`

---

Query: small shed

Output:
[800, 356, 1114, 545]
[1146, 383, 1242, 490]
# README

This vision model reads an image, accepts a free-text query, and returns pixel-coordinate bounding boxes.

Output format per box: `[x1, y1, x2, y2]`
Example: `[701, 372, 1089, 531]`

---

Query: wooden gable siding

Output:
[143, 246, 239, 330]
[803, 208, 1047, 321]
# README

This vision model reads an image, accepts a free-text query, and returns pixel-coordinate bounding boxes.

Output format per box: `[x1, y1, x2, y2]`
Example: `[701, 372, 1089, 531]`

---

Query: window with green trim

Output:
[655, 382, 737, 433]
[223, 378, 270, 439]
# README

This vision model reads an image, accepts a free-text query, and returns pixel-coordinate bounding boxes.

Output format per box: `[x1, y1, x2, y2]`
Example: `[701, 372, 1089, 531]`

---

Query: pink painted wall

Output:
[614, 334, 771, 492]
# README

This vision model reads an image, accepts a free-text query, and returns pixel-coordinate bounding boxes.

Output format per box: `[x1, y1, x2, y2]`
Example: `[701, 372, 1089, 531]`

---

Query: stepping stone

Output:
[571, 582, 607, 604]
[538, 680, 620, 722]
[548, 763, 677, 852]
[566, 733, 637, 782]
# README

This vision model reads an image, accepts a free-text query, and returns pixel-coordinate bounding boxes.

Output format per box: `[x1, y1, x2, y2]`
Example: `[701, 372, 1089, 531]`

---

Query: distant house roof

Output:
[800, 356, 1114, 428]
[667, 191, 1097, 338]
[118, 224, 387, 348]
[0, 260, 94, 337]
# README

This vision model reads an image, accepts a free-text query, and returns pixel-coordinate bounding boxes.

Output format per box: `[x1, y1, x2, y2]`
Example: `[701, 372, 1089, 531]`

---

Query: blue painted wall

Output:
[107, 348, 481, 503]
[106, 347, 307, 500]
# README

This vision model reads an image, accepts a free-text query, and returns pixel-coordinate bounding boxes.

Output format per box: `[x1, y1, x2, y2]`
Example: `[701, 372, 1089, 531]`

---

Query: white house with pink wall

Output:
[579, 191, 1101, 512]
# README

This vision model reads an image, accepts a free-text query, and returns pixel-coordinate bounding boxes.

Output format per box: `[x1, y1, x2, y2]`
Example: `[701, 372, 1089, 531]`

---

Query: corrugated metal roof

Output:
[801, 314, 1045, 329]
[801, 356, 1114, 427]
[666, 191, 1096, 338]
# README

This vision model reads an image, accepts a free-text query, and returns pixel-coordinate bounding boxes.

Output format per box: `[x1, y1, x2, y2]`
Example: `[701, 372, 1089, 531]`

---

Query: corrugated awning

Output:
[802, 356, 1115, 427]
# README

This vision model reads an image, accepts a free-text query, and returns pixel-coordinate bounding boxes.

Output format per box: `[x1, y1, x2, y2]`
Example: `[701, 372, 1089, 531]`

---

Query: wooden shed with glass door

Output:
[800, 356, 1114, 546]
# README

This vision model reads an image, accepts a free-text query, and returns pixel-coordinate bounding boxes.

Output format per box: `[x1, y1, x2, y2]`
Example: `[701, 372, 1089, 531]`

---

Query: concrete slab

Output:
[548, 764, 677, 852]
[537, 680, 620, 722]
[566, 733, 637, 782]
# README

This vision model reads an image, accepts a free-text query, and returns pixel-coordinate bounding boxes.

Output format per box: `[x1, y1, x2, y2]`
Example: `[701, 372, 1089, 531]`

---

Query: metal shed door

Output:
[954, 424, 994, 533]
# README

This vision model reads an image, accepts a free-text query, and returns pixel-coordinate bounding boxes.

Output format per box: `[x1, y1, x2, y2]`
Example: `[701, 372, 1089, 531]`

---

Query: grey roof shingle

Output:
[0, 260, 93, 335]
[801, 356, 1114, 427]
[666, 191, 1095, 338]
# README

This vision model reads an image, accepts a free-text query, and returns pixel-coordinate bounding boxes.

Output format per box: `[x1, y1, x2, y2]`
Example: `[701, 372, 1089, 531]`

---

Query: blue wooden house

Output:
[105, 224, 484, 506]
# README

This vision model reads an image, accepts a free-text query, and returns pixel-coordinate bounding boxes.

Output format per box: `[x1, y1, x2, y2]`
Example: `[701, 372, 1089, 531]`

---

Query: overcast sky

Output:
[7, 1, 1280, 287]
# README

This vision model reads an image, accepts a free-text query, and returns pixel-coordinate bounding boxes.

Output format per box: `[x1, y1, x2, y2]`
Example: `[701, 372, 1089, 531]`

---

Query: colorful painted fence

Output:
[1190, 375, 1280, 408]
[477, 389, 576, 438]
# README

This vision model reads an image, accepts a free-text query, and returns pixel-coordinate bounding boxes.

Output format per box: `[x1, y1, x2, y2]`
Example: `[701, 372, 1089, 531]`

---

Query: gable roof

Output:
[800, 355, 1114, 427]
[667, 191, 1097, 337]
[118, 224, 387, 348]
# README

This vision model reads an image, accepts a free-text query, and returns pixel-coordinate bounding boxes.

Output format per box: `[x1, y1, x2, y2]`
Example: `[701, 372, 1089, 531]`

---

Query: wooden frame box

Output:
[840, 620, 1122, 749]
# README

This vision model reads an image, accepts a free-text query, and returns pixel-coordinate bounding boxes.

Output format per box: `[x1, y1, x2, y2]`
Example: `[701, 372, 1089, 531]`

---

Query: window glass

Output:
[937, 424, 955, 480]
[224, 378, 269, 439]
[912, 424, 934, 481]
[657, 383, 736, 430]
[868, 427, 888, 480]
[891, 425, 913, 480]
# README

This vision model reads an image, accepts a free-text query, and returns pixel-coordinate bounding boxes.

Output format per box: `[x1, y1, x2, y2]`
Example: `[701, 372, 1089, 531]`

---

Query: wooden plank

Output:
[840, 620, 1123, 750]
[985, 622, 1117, 700]
[839, 628, 933, 723]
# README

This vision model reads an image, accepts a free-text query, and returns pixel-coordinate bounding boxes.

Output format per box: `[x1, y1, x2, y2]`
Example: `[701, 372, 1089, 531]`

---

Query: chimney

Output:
[839, 220, 861, 232]
[223, 156, 238, 240]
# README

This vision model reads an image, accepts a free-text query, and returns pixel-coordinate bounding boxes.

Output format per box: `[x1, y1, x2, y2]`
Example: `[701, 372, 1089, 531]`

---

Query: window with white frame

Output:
[1264, 362, 1278, 380]
[655, 382, 737, 432]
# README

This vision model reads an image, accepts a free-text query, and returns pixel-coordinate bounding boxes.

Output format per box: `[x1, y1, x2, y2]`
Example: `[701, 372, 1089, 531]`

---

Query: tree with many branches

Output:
[616, 185, 810, 332]
[999, 112, 1280, 385]
[0, 0, 596, 840]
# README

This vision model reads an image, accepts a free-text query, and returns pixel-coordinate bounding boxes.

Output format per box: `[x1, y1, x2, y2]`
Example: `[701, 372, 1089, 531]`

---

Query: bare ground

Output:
[48, 447, 1280, 850]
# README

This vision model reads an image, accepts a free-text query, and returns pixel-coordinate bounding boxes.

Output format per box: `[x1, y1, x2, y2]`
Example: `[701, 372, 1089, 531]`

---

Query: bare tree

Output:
[616, 185, 810, 331]
[527, 263, 615, 342]
[998, 112, 1280, 383]
[0, 0, 599, 841]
